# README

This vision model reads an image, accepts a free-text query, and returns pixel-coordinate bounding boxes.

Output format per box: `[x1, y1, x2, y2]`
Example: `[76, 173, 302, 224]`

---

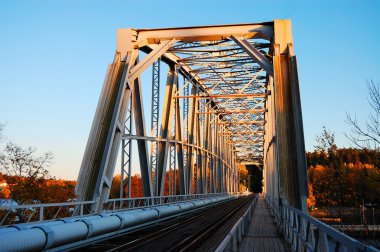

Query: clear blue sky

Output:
[1, 0, 379, 180]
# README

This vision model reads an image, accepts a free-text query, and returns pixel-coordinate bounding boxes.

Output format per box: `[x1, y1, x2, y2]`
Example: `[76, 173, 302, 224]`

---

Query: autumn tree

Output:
[110, 174, 144, 198]
[307, 184, 316, 209]
[163, 170, 180, 196]
[0, 173, 11, 198]
[314, 127, 344, 221]
[109, 175, 122, 199]
[307, 147, 380, 207]
[0, 143, 52, 179]
[129, 175, 143, 197]
[310, 164, 340, 206]
[39, 179, 76, 203]
[238, 164, 249, 192]
[0, 124, 53, 203]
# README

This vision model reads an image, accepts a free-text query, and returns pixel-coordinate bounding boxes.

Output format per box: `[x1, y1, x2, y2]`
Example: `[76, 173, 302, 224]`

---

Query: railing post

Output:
[39, 207, 44, 222]
[279, 197, 283, 230]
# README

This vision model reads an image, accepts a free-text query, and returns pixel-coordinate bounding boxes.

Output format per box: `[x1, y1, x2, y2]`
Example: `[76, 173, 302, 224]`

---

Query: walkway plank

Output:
[238, 195, 289, 252]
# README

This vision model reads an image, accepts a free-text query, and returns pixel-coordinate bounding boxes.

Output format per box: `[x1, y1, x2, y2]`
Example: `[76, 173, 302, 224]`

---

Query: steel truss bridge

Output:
[0, 20, 378, 252]
[76, 19, 308, 212]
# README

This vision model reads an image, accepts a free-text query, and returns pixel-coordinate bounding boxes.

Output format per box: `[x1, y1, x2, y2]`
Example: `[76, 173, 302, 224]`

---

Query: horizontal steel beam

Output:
[196, 109, 267, 114]
[174, 93, 267, 99]
[231, 36, 274, 77]
[217, 121, 265, 125]
[221, 131, 265, 135]
[227, 140, 264, 144]
[121, 135, 233, 170]
[140, 45, 224, 114]
[133, 22, 273, 43]
[129, 39, 178, 82]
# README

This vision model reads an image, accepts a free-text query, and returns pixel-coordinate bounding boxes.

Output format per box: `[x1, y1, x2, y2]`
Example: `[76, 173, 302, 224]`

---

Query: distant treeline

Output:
[0, 173, 76, 204]
[306, 148, 380, 208]
[1, 147, 379, 208]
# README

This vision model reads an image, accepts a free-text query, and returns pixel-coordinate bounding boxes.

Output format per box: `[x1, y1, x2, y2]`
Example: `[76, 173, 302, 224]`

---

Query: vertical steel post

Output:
[187, 86, 196, 194]
[150, 59, 160, 196]
[210, 115, 215, 193]
[169, 97, 176, 195]
[203, 104, 209, 193]
[120, 97, 133, 198]
[132, 75, 153, 197]
[196, 98, 203, 194]
[273, 20, 308, 210]
[157, 66, 177, 196]
[183, 76, 189, 194]
[175, 82, 186, 195]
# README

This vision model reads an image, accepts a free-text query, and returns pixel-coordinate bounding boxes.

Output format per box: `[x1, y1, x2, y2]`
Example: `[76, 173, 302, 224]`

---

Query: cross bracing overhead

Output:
[169, 38, 268, 163]
[75, 20, 309, 213]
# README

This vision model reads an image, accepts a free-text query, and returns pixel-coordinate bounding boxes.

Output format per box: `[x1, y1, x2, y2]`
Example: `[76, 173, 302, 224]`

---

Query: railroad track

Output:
[74, 194, 255, 252]
[167, 195, 255, 252]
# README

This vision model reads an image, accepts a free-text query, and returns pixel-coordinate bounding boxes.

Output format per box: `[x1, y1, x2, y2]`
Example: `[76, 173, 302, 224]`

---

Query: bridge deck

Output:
[238, 196, 289, 252]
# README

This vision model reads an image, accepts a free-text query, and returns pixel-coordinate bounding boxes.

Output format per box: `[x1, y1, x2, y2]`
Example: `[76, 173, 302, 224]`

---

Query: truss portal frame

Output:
[75, 20, 308, 213]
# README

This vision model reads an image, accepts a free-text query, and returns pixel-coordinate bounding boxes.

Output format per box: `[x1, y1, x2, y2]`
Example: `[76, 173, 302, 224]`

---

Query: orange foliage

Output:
[129, 175, 144, 197]
[307, 184, 316, 209]
[163, 170, 180, 196]
[40, 179, 76, 203]
[0, 173, 76, 203]
[307, 148, 380, 207]
[0, 180, 11, 199]
[110, 174, 145, 198]
[238, 164, 249, 192]
[0, 173, 11, 198]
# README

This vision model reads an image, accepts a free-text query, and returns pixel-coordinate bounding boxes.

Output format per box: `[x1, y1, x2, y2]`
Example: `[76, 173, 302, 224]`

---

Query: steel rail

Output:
[104, 198, 237, 252]
[100, 195, 254, 252]
[167, 195, 255, 252]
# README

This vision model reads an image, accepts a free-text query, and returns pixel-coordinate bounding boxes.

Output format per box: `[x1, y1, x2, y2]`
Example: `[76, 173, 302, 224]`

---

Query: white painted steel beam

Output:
[132, 76, 153, 197]
[134, 22, 273, 43]
[128, 39, 178, 82]
[230, 36, 274, 77]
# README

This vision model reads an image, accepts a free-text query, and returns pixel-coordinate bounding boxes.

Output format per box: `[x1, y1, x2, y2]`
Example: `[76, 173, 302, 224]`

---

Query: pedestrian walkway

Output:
[238, 195, 289, 252]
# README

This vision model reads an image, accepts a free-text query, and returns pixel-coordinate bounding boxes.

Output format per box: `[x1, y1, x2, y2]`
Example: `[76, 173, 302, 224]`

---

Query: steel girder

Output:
[76, 20, 308, 212]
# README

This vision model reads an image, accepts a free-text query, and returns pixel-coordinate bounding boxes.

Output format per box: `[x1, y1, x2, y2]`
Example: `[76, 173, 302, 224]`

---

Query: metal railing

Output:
[265, 195, 378, 252]
[103, 193, 229, 212]
[215, 195, 257, 252]
[0, 200, 95, 226]
[0, 193, 232, 226]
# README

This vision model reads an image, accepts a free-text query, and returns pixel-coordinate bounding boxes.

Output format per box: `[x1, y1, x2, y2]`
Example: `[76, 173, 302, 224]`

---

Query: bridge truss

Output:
[75, 20, 308, 213]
